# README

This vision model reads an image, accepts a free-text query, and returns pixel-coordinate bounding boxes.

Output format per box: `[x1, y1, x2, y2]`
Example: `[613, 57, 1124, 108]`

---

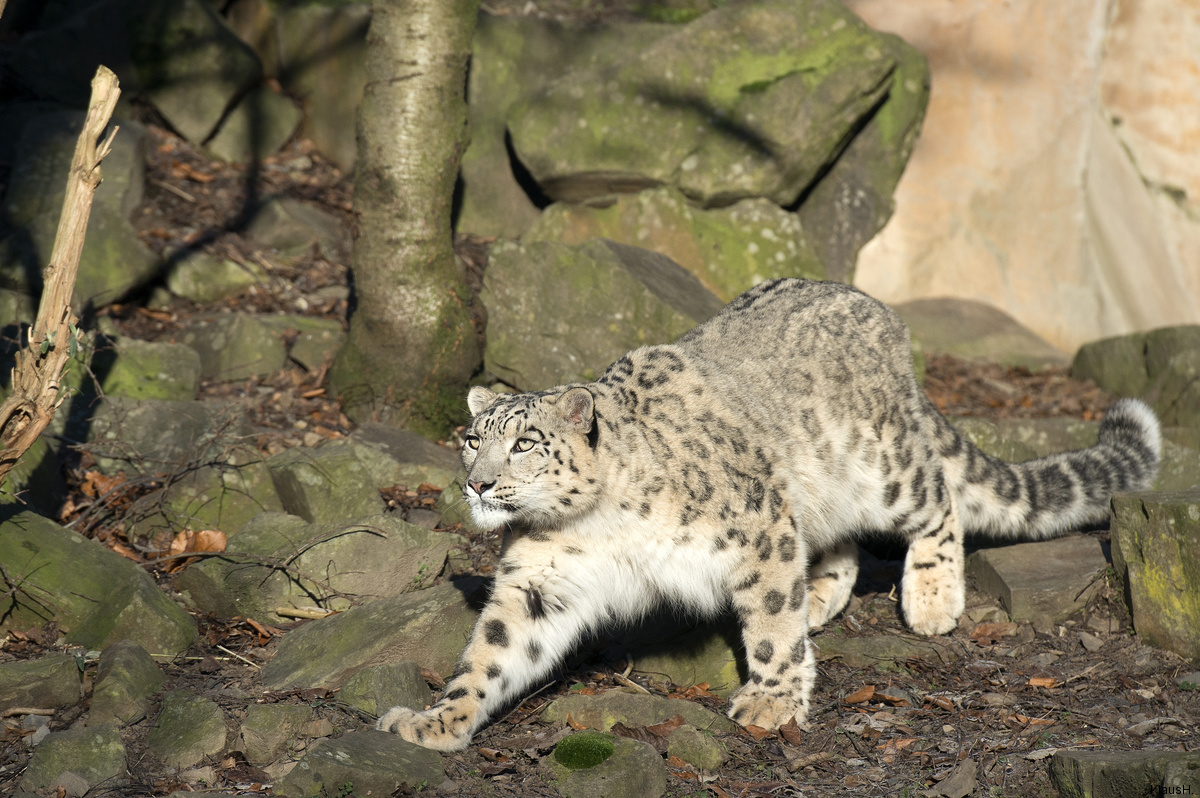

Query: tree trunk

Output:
[329, 0, 482, 437]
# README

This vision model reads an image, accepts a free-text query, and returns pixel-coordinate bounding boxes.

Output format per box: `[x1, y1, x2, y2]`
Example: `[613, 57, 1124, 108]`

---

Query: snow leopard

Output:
[378, 278, 1161, 751]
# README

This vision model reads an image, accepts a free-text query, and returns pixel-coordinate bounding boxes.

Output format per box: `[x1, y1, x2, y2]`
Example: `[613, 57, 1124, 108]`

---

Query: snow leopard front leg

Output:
[725, 524, 816, 731]
[377, 537, 609, 751]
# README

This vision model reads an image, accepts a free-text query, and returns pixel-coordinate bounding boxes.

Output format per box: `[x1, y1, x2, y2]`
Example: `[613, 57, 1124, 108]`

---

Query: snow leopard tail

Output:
[941, 398, 1161, 540]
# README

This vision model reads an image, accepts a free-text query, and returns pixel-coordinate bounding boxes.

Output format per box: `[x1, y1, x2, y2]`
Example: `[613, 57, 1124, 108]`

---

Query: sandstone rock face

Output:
[848, 0, 1200, 353]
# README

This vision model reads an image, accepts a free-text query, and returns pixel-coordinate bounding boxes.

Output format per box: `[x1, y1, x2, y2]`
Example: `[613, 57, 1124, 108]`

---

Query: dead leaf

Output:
[671, 683, 717, 699]
[743, 724, 772, 742]
[1028, 676, 1060, 689]
[844, 685, 876, 704]
[565, 713, 588, 730]
[665, 755, 693, 769]
[925, 695, 954, 711]
[876, 690, 912, 707]
[80, 470, 126, 499]
[778, 716, 803, 746]
[970, 621, 1018, 646]
[646, 714, 686, 737]
[169, 529, 227, 557]
[110, 542, 143, 562]
[478, 747, 509, 763]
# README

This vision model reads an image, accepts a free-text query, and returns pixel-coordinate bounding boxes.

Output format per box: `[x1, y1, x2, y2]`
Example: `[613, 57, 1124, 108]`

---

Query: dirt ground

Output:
[1, 100, 1197, 798]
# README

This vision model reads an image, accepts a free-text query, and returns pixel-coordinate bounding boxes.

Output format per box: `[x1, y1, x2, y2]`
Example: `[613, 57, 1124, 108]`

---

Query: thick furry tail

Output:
[944, 398, 1161, 539]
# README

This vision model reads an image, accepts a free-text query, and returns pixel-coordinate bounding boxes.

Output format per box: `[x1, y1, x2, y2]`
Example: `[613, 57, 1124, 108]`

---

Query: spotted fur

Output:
[378, 278, 1161, 751]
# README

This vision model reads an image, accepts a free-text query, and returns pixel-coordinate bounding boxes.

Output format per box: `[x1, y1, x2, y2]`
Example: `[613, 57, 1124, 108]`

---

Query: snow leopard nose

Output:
[468, 479, 495, 496]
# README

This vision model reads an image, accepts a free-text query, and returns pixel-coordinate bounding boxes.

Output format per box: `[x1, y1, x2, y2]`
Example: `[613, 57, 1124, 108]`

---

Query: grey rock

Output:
[813, 632, 960, 670]
[18, 726, 125, 793]
[348, 422, 464, 491]
[259, 578, 485, 689]
[966, 536, 1108, 626]
[1072, 325, 1200, 428]
[176, 512, 451, 623]
[894, 298, 1069, 370]
[524, 187, 825, 302]
[129, 0, 262, 145]
[617, 615, 743, 698]
[89, 641, 164, 726]
[1049, 749, 1200, 798]
[146, 690, 227, 769]
[509, 0, 900, 208]
[667, 725, 728, 770]
[1111, 491, 1200, 659]
[254, 3, 371, 172]
[128, 457, 283, 543]
[0, 655, 83, 714]
[205, 84, 301, 163]
[82, 396, 248, 475]
[245, 196, 348, 261]
[265, 441, 385, 526]
[541, 689, 736, 733]
[795, 32, 929, 284]
[459, 15, 672, 238]
[164, 248, 267, 304]
[259, 315, 347, 372]
[483, 238, 722, 390]
[172, 313, 289, 381]
[89, 335, 201, 401]
[273, 729, 444, 797]
[548, 734, 667, 798]
[0, 512, 196, 656]
[1, 111, 157, 308]
[239, 703, 313, 765]
[340, 661, 433, 717]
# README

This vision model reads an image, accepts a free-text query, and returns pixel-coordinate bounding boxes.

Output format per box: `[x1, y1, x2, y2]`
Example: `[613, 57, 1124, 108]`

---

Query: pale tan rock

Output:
[844, 0, 1200, 353]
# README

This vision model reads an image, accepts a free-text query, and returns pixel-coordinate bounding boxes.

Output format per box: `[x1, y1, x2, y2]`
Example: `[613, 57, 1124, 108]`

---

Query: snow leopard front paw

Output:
[901, 569, 964, 636]
[376, 704, 472, 752]
[727, 688, 807, 732]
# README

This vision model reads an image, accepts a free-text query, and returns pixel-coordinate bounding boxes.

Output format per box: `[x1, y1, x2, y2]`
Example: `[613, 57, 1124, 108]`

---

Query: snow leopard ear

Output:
[556, 387, 595, 432]
[467, 386, 500, 416]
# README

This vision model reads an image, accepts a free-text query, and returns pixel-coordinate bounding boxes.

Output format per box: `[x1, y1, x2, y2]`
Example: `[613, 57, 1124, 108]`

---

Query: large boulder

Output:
[1, 111, 158, 308]
[1110, 491, 1200, 659]
[259, 577, 485, 689]
[508, 0, 907, 209]
[128, 0, 262, 146]
[524, 187, 825, 301]
[229, 0, 371, 172]
[894, 298, 1069, 370]
[175, 513, 455, 623]
[482, 238, 723, 390]
[1072, 326, 1200, 428]
[0, 512, 196, 656]
[459, 15, 673, 238]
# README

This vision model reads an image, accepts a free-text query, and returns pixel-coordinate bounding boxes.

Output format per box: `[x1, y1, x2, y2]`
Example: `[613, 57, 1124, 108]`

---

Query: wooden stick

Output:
[0, 66, 120, 486]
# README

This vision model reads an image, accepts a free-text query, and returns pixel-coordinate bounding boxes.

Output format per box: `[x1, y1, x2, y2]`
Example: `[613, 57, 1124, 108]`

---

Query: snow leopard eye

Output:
[465, 435, 481, 450]
[512, 438, 535, 453]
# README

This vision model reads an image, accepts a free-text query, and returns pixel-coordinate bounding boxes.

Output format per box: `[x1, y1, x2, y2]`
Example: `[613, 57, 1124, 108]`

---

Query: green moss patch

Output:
[554, 732, 616, 771]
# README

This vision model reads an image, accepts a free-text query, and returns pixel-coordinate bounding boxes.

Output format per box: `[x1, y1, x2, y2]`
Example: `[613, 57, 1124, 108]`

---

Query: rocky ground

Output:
[1, 118, 1198, 797]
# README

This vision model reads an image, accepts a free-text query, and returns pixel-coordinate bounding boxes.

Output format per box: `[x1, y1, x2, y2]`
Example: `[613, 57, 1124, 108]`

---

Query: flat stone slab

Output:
[1049, 749, 1200, 798]
[966, 536, 1107, 625]
[273, 730, 444, 798]
[542, 690, 736, 734]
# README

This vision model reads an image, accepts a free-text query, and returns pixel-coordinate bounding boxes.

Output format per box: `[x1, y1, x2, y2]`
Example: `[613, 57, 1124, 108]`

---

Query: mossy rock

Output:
[548, 734, 667, 798]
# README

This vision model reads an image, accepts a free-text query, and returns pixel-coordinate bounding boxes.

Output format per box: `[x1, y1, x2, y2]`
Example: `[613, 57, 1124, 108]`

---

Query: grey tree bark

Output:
[329, 0, 482, 436]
